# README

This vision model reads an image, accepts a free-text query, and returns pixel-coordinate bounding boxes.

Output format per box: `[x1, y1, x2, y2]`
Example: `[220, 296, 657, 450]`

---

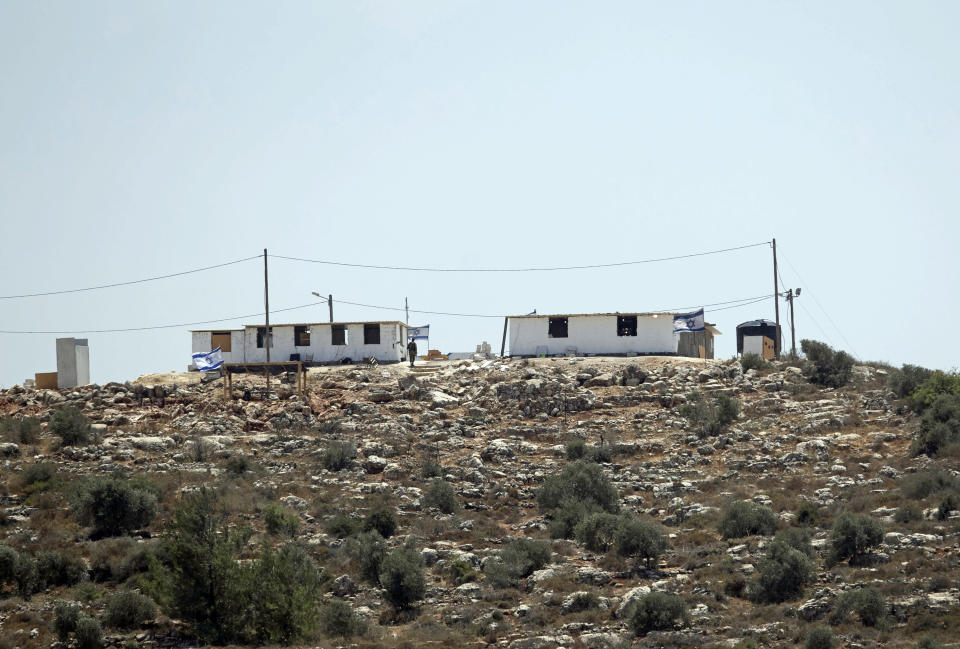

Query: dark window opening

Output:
[211, 331, 232, 353]
[256, 327, 273, 349]
[617, 316, 637, 337]
[363, 323, 381, 345]
[332, 325, 347, 346]
[548, 317, 568, 338]
[294, 326, 311, 347]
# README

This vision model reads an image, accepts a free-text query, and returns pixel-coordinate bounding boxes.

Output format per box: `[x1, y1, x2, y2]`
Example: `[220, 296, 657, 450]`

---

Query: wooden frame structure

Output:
[222, 362, 306, 399]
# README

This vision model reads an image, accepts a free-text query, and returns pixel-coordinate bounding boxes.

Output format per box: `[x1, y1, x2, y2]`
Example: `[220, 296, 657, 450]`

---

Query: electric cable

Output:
[0, 255, 261, 300]
[781, 252, 859, 359]
[271, 241, 769, 273]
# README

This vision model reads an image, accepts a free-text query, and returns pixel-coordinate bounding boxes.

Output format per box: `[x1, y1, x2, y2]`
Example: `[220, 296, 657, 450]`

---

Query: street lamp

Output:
[312, 292, 333, 322]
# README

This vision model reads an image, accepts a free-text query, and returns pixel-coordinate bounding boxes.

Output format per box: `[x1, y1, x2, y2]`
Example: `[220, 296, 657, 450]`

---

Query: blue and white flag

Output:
[192, 347, 224, 371]
[408, 325, 430, 340]
[673, 309, 705, 333]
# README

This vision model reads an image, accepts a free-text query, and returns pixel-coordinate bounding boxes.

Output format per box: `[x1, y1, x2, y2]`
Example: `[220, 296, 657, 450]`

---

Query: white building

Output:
[507, 313, 685, 357]
[191, 321, 408, 366]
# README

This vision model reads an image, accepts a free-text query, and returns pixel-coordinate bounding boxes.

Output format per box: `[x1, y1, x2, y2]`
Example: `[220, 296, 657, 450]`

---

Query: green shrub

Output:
[423, 479, 459, 514]
[449, 558, 478, 585]
[316, 418, 343, 434]
[104, 590, 157, 629]
[223, 454, 254, 475]
[326, 514, 358, 539]
[379, 544, 426, 610]
[911, 393, 960, 457]
[69, 477, 158, 538]
[74, 614, 103, 649]
[321, 441, 356, 471]
[50, 406, 93, 446]
[748, 538, 815, 603]
[249, 544, 326, 644]
[800, 339, 854, 388]
[420, 460, 442, 478]
[910, 371, 960, 413]
[53, 600, 82, 640]
[895, 504, 922, 523]
[718, 501, 777, 538]
[831, 586, 886, 627]
[320, 598, 366, 638]
[484, 538, 551, 588]
[774, 527, 813, 557]
[0, 415, 41, 444]
[627, 592, 688, 634]
[566, 439, 586, 460]
[36, 550, 86, 588]
[14, 552, 39, 597]
[346, 531, 387, 584]
[538, 460, 619, 514]
[18, 462, 56, 491]
[679, 391, 740, 438]
[802, 626, 834, 649]
[363, 506, 397, 538]
[914, 637, 946, 649]
[614, 516, 668, 568]
[902, 470, 960, 499]
[0, 543, 19, 585]
[566, 591, 601, 612]
[574, 512, 620, 552]
[262, 503, 300, 537]
[548, 498, 602, 539]
[740, 353, 769, 372]
[889, 364, 934, 400]
[796, 501, 821, 526]
[826, 513, 883, 567]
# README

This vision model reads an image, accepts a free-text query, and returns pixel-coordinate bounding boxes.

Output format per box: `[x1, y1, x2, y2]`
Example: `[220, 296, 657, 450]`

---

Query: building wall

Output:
[191, 331, 243, 364]
[56, 338, 90, 388]
[508, 315, 677, 357]
[240, 323, 406, 363]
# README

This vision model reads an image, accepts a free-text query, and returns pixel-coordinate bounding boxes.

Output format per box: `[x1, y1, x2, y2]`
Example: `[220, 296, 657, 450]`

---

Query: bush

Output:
[914, 638, 946, 649]
[748, 538, 815, 603]
[50, 406, 93, 446]
[321, 441, 356, 471]
[796, 501, 821, 526]
[826, 513, 883, 566]
[423, 479, 459, 514]
[718, 501, 777, 538]
[802, 626, 834, 649]
[248, 544, 326, 644]
[903, 470, 960, 499]
[18, 462, 56, 491]
[326, 514, 358, 539]
[566, 439, 586, 460]
[740, 353, 769, 372]
[104, 590, 157, 629]
[262, 503, 300, 537]
[379, 544, 426, 610]
[775, 527, 814, 557]
[0, 543, 19, 586]
[679, 391, 740, 438]
[420, 460, 442, 478]
[54, 600, 82, 640]
[614, 516, 668, 568]
[574, 512, 620, 553]
[537, 460, 619, 514]
[449, 558, 478, 585]
[911, 393, 960, 457]
[223, 454, 254, 475]
[627, 592, 688, 634]
[36, 550, 86, 588]
[69, 477, 158, 538]
[910, 371, 960, 413]
[548, 498, 602, 539]
[14, 552, 39, 597]
[363, 506, 397, 538]
[320, 598, 366, 638]
[346, 531, 387, 584]
[831, 586, 886, 627]
[74, 614, 103, 649]
[0, 415, 40, 444]
[485, 538, 551, 588]
[889, 364, 934, 400]
[566, 591, 601, 612]
[800, 339, 854, 388]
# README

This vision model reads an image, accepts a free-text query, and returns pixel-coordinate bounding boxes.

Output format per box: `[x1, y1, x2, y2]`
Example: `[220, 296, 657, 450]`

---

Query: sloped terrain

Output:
[0, 356, 957, 649]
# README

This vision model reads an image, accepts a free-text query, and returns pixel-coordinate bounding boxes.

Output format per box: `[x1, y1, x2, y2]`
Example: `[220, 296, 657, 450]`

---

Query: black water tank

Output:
[736, 319, 781, 356]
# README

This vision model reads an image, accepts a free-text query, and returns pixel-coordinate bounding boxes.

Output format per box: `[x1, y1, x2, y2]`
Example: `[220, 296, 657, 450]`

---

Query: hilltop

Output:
[0, 354, 957, 649]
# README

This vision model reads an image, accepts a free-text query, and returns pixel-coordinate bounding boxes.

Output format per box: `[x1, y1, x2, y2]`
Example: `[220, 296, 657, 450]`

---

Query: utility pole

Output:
[264, 248, 270, 363]
[785, 288, 801, 358]
[328, 294, 333, 323]
[772, 238, 780, 359]
[405, 297, 409, 325]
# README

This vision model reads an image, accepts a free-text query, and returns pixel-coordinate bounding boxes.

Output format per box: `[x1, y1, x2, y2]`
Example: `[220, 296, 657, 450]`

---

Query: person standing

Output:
[407, 339, 418, 367]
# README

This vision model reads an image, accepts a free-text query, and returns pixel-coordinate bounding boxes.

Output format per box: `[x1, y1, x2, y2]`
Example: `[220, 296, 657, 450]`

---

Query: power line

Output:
[780, 252, 859, 359]
[0, 255, 261, 300]
[271, 241, 769, 273]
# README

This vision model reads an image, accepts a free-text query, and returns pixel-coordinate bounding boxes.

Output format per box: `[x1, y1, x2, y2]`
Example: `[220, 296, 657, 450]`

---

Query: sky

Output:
[1, 1, 957, 386]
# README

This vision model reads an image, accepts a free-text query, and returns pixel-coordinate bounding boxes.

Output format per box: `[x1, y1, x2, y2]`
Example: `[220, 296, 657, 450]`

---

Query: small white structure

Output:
[191, 321, 408, 365]
[56, 337, 90, 388]
[507, 313, 680, 357]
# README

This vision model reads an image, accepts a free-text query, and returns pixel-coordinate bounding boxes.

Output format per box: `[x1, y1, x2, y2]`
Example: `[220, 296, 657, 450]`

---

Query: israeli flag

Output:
[673, 309, 705, 333]
[192, 347, 224, 371]
[408, 325, 430, 340]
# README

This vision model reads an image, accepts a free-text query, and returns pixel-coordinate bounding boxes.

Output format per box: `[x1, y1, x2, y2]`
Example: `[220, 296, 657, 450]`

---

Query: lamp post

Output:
[311, 292, 333, 322]
[784, 288, 801, 358]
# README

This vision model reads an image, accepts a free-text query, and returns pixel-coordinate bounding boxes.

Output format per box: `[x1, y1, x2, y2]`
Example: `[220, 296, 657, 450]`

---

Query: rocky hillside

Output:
[0, 355, 957, 649]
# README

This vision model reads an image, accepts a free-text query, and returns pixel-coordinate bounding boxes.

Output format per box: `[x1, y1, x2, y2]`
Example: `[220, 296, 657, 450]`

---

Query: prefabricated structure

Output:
[676, 324, 721, 359]
[191, 321, 408, 365]
[56, 338, 90, 388]
[507, 313, 683, 357]
[736, 319, 781, 360]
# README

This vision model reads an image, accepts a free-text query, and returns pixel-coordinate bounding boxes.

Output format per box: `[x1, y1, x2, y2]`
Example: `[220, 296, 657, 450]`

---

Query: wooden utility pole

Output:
[785, 288, 800, 358]
[328, 294, 333, 323]
[264, 248, 270, 363]
[500, 317, 508, 358]
[772, 238, 780, 359]
[405, 297, 409, 325]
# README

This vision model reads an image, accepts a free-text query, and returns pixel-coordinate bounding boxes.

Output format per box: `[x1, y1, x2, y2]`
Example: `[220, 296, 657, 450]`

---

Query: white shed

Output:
[507, 313, 678, 357]
[191, 321, 408, 365]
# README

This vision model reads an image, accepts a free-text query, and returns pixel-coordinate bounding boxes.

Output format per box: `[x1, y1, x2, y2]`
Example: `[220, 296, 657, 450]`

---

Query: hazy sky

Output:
[1, 2, 957, 386]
